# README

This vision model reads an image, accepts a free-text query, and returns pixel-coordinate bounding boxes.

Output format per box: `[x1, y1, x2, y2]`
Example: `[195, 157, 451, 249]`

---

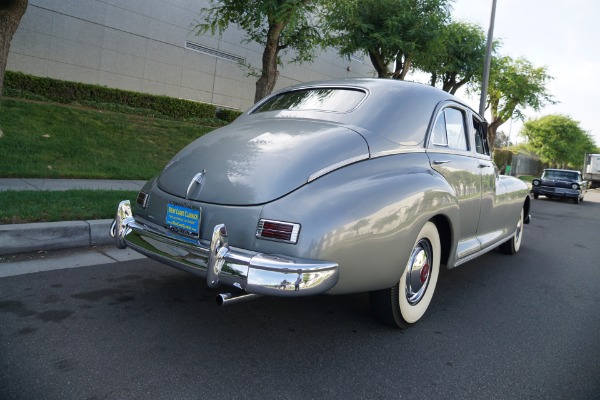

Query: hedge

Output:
[4, 71, 243, 123]
[493, 149, 513, 173]
[216, 108, 243, 123]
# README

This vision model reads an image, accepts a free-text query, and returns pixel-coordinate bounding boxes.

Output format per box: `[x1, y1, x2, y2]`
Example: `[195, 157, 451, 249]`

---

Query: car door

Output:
[469, 114, 504, 249]
[427, 106, 484, 259]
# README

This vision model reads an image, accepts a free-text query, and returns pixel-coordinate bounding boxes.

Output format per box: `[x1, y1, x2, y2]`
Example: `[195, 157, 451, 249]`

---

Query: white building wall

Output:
[7, 0, 375, 111]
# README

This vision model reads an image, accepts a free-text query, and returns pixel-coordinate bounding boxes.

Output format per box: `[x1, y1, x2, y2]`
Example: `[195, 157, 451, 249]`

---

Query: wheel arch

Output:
[430, 214, 453, 268]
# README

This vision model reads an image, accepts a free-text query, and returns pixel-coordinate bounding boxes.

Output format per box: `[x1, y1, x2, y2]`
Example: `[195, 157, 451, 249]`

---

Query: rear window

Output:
[253, 88, 366, 113]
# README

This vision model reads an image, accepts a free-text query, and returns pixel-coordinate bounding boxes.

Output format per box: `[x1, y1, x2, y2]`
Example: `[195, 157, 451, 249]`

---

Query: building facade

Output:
[7, 0, 375, 111]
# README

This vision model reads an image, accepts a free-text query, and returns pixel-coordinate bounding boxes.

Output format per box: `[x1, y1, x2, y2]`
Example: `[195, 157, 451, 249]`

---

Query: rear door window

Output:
[430, 108, 468, 151]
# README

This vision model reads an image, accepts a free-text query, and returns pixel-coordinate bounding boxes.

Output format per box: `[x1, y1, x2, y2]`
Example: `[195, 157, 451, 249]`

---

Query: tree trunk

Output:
[0, 0, 28, 138]
[0, 0, 28, 97]
[488, 117, 507, 152]
[429, 72, 437, 87]
[368, 51, 388, 78]
[449, 77, 469, 95]
[254, 20, 287, 103]
[391, 54, 412, 80]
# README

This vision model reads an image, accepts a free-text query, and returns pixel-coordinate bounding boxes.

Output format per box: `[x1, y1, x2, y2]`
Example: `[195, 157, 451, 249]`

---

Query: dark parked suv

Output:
[531, 168, 587, 204]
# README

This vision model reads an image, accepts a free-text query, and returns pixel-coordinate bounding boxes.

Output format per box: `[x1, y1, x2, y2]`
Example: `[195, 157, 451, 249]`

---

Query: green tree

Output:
[479, 56, 555, 151]
[196, 0, 332, 103]
[325, 0, 450, 79]
[414, 21, 487, 94]
[0, 0, 28, 138]
[522, 114, 596, 169]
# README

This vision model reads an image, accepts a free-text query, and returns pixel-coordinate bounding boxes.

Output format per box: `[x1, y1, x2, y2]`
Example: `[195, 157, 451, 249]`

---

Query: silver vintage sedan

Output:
[111, 78, 531, 328]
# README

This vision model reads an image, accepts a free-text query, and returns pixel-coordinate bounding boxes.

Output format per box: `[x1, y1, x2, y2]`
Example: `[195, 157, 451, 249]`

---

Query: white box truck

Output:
[583, 153, 600, 188]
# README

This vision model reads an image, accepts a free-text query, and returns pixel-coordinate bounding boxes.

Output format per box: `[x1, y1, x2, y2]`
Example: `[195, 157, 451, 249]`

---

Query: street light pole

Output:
[479, 0, 497, 117]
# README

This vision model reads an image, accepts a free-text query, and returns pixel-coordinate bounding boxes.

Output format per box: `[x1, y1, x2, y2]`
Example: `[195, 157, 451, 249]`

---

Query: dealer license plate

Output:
[165, 202, 201, 237]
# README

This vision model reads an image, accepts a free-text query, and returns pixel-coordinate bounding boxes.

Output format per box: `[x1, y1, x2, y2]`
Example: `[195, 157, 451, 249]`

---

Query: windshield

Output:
[542, 170, 579, 181]
[254, 88, 366, 113]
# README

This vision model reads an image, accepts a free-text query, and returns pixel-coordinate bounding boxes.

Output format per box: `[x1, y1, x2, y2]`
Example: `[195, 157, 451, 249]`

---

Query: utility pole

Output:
[479, 0, 497, 117]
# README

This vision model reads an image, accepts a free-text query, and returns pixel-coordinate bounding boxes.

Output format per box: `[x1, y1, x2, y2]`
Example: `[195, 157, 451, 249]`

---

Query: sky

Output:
[447, 0, 600, 146]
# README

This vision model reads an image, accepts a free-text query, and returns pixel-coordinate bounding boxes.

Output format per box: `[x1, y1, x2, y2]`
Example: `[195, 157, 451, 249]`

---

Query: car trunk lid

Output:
[156, 118, 369, 205]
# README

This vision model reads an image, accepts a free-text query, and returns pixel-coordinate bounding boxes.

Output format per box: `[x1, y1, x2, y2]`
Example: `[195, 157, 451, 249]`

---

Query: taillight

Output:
[136, 191, 149, 208]
[256, 219, 300, 244]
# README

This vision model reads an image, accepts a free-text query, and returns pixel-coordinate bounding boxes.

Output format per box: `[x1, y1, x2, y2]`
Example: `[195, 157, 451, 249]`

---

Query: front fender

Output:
[256, 153, 460, 294]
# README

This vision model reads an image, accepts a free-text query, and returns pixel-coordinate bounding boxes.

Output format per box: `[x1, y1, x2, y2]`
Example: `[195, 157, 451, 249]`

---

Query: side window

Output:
[444, 108, 468, 151]
[473, 117, 490, 155]
[432, 113, 448, 146]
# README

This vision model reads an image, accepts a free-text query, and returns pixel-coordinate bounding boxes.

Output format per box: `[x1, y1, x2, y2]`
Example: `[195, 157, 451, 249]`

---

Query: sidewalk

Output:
[0, 178, 146, 192]
[0, 179, 146, 256]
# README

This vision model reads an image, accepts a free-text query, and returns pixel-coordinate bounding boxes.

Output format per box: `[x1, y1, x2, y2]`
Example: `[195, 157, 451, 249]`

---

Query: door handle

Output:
[433, 160, 452, 165]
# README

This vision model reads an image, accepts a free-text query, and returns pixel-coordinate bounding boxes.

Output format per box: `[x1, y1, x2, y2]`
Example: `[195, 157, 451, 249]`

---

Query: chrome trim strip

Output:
[453, 234, 513, 267]
[307, 153, 369, 182]
[370, 148, 426, 159]
[112, 201, 339, 297]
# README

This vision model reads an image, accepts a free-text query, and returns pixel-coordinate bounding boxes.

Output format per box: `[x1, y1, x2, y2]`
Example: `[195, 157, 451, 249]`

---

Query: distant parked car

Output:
[111, 78, 531, 328]
[531, 168, 587, 203]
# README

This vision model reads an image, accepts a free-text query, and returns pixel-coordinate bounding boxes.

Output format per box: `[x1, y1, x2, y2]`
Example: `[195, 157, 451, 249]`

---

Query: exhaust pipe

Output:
[216, 292, 261, 307]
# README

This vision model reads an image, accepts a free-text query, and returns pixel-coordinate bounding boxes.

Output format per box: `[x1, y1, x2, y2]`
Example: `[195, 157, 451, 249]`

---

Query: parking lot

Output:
[1, 190, 599, 400]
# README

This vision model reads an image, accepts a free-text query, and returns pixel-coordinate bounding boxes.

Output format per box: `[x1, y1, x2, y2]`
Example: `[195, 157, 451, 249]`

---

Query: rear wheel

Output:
[370, 221, 441, 328]
[500, 207, 524, 255]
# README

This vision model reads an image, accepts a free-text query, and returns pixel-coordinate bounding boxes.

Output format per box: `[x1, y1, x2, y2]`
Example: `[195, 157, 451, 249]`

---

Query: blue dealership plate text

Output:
[165, 203, 201, 237]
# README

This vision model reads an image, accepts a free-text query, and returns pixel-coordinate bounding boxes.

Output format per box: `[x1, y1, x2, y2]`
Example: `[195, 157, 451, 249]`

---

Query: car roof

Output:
[247, 79, 481, 154]
[544, 168, 580, 173]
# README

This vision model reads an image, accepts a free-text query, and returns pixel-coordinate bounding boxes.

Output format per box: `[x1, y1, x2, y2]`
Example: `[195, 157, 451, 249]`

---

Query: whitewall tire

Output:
[370, 221, 441, 328]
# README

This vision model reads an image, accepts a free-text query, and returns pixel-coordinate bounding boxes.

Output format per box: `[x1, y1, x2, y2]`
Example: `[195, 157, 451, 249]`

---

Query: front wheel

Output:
[370, 221, 441, 329]
[500, 207, 524, 255]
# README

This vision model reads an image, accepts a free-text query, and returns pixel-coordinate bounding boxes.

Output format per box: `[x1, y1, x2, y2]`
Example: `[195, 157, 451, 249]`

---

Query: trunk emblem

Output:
[186, 170, 206, 199]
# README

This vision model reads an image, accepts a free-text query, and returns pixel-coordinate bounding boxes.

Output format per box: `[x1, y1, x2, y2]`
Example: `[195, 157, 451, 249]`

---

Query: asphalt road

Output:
[1, 191, 600, 400]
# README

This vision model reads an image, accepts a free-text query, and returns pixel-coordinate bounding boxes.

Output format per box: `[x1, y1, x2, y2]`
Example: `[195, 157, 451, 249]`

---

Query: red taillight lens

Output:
[256, 220, 300, 244]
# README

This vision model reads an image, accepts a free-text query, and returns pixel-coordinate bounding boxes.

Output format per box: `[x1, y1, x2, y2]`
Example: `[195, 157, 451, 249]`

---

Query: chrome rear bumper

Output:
[110, 201, 339, 297]
[532, 186, 580, 198]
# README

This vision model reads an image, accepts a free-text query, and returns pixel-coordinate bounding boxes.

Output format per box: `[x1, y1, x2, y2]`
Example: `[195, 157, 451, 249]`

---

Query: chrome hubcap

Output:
[405, 239, 433, 305]
[515, 210, 523, 243]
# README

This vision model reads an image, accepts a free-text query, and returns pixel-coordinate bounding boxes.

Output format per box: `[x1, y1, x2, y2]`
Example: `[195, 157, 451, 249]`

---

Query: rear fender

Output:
[257, 153, 460, 294]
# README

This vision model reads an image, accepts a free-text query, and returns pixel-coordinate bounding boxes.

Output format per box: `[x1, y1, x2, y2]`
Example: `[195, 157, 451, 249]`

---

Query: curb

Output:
[0, 219, 114, 256]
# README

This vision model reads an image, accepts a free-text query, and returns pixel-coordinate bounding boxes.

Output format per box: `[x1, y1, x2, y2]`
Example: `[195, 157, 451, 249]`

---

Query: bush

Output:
[4, 71, 239, 123]
[216, 108, 243, 123]
[493, 149, 513, 174]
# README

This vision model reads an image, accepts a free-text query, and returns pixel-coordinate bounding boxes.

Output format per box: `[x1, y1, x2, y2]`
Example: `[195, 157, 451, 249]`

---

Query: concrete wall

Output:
[7, 0, 375, 111]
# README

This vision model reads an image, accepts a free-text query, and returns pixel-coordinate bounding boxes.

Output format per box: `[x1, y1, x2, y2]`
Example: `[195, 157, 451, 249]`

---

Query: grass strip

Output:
[0, 98, 216, 179]
[0, 190, 138, 224]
